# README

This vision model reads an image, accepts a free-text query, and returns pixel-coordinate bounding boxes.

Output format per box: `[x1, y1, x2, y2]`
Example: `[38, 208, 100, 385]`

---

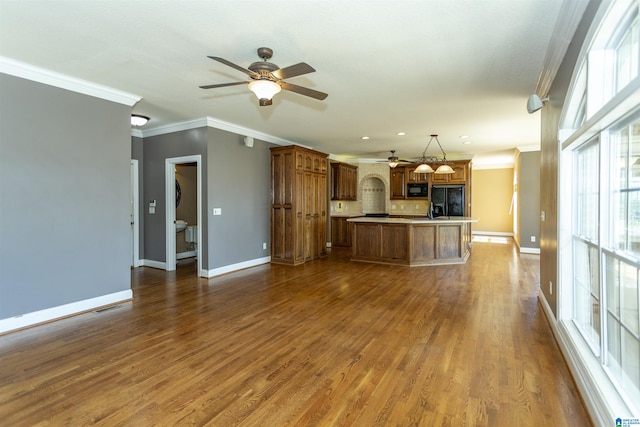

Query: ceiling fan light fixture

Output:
[388, 160, 399, 168]
[414, 163, 434, 173]
[248, 79, 281, 103]
[131, 114, 150, 126]
[434, 164, 454, 174]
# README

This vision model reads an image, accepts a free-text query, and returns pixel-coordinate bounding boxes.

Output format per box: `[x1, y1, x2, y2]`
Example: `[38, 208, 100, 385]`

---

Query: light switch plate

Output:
[213, 208, 222, 216]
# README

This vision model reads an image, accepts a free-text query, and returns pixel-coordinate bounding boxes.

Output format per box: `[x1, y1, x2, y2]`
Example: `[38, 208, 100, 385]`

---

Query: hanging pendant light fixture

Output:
[414, 134, 454, 174]
[414, 162, 434, 173]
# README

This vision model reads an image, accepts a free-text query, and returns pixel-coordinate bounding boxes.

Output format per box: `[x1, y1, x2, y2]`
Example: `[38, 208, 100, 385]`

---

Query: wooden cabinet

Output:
[392, 161, 471, 203]
[407, 167, 430, 183]
[271, 145, 328, 266]
[330, 216, 352, 247]
[430, 162, 468, 184]
[331, 162, 358, 200]
[390, 168, 406, 199]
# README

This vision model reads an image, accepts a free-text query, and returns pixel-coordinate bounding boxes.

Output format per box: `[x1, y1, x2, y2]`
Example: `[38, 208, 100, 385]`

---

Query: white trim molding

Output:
[0, 290, 133, 334]
[206, 257, 271, 278]
[0, 56, 141, 106]
[472, 231, 514, 237]
[538, 293, 636, 425]
[519, 247, 541, 254]
[142, 259, 166, 270]
[137, 116, 305, 148]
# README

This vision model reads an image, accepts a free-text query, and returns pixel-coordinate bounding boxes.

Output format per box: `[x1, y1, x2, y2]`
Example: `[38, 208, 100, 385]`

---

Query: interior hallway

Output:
[0, 239, 590, 426]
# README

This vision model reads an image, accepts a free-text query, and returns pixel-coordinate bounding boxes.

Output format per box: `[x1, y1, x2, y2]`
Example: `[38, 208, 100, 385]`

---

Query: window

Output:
[559, 0, 640, 417]
[615, 15, 638, 92]
[572, 139, 601, 353]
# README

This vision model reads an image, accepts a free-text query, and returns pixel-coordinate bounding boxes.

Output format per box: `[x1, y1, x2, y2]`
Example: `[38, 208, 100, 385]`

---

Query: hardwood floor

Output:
[0, 240, 591, 426]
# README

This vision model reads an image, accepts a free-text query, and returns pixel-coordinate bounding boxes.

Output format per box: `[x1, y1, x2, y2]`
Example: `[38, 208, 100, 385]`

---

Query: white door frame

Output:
[130, 159, 141, 267]
[165, 155, 203, 276]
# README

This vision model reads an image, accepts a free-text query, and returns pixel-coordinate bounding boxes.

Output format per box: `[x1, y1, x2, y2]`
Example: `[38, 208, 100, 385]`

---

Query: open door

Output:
[165, 155, 203, 276]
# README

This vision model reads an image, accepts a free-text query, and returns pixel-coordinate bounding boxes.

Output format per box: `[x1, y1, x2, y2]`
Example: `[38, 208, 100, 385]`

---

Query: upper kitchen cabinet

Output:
[390, 168, 406, 199]
[391, 160, 472, 200]
[430, 161, 469, 184]
[331, 162, 358, 201]
[406, 166, 430, 184]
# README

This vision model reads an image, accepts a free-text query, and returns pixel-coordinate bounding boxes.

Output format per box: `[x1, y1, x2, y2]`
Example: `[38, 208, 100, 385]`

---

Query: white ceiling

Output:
[0, 1, 583, 166]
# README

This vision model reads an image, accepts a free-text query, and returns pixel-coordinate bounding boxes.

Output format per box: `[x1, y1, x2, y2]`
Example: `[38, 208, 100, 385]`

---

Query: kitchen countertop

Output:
[347, 216, 478, 224]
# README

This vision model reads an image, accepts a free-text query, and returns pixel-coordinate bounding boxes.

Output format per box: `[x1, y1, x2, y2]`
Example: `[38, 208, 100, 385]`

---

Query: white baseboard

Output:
[538, 294, 634, 425]
[0, 290, 133, 334]
[142, 259, 166, 269]
[472, 231, 514, 236]
[519, 247, 541, 254]
[206, 256, 271, 278]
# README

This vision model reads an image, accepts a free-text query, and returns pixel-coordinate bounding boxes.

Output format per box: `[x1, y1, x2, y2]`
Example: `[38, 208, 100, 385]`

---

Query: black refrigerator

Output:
[431, 185, 465, 217]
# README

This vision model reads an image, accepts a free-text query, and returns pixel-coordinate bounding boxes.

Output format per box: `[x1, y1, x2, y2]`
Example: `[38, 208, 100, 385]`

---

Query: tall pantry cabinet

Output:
[270, 145, 328, 265]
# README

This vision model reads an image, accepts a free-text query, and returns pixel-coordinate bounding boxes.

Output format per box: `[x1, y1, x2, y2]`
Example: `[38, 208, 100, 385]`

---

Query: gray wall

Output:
[142, 128, 208, 265]
[206, 129, 273, 269]
[0, 74, 132, 318]
[540, 0, 601, 316]
[520, 151, 540, 249]
[140, 126, 274, 271]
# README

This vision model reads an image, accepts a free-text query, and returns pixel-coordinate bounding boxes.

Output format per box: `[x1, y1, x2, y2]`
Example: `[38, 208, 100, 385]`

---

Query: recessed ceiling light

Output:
[361, 136, 370, 140]
[459, 135, 469, 139]
[463, 140, 472, 145]
[396, 132, 406, 136]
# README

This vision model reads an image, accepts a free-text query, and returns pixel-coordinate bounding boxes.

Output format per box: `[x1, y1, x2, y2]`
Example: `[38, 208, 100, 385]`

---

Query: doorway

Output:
[130, 159, 140, 267]
[165, 155, 203, 276]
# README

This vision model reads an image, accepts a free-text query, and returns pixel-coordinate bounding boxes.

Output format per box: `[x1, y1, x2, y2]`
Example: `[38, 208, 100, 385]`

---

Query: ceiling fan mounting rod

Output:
[257, 47, 273, 60]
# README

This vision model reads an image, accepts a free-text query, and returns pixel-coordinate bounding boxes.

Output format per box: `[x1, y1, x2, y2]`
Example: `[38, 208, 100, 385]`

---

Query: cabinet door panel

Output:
[391, 169, 406, 199]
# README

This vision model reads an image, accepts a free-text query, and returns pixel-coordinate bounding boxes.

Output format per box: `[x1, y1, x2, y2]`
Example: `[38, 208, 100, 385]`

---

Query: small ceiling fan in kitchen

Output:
[199, 47, 328, 106]
[377, 150, 411, 169]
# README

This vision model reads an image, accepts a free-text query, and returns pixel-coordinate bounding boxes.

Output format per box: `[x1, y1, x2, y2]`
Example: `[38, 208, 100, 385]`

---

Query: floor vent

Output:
[93, 305, 122, 314]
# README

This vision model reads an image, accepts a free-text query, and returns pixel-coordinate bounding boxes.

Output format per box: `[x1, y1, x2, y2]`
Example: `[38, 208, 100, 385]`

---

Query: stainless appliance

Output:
[407, 183, 429, 197]
[431, 185, 465, 217]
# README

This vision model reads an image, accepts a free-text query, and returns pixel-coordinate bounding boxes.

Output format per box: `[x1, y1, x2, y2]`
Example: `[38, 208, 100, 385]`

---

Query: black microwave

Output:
[407, 183, 429, 197]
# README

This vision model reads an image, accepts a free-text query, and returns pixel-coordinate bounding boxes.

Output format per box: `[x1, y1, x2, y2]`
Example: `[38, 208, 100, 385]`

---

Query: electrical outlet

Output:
[549, 281, 553, 295]
[531, 236, 536, 242]
[263, 242, 267, 250]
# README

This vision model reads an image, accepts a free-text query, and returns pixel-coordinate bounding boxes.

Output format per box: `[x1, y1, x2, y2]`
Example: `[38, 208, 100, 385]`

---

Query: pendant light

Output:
[414, 134, 454, 174]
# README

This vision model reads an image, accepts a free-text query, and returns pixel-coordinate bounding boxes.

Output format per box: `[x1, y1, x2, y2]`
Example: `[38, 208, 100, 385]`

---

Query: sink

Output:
[175, 219, 188, 232]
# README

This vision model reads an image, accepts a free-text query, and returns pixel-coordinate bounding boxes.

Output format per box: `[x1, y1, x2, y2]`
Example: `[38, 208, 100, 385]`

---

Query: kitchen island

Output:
[347, 216, 478, 266]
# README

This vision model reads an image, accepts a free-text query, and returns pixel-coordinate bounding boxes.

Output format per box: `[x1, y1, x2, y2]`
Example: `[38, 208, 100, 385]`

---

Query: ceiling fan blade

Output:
[208, 56, 260, 78]
[279, 81, 328, 100]
[199, 81, 248, 89]
[271, 62, 316, 80]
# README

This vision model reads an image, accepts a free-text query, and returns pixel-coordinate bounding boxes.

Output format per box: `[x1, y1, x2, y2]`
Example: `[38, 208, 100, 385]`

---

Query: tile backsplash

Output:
[329, 161, 430, 216]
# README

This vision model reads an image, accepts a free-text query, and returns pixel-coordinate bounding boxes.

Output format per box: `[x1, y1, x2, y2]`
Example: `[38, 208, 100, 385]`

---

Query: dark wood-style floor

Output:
[0, 240, 591, 426]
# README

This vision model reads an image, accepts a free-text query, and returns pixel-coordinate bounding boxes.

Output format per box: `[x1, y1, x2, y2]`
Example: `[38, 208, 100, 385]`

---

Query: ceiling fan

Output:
[199, 47, 328, 106]
[377, 150, 411, 168]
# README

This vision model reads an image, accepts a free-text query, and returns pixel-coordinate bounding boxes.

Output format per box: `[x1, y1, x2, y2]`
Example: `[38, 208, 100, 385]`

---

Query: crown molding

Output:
[517, 144, 541, 153]
[205, 117, 303, 147]
[0, 56, 141, 106]
[137, 115, 308, 148]
[534, 0, 590, 97]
